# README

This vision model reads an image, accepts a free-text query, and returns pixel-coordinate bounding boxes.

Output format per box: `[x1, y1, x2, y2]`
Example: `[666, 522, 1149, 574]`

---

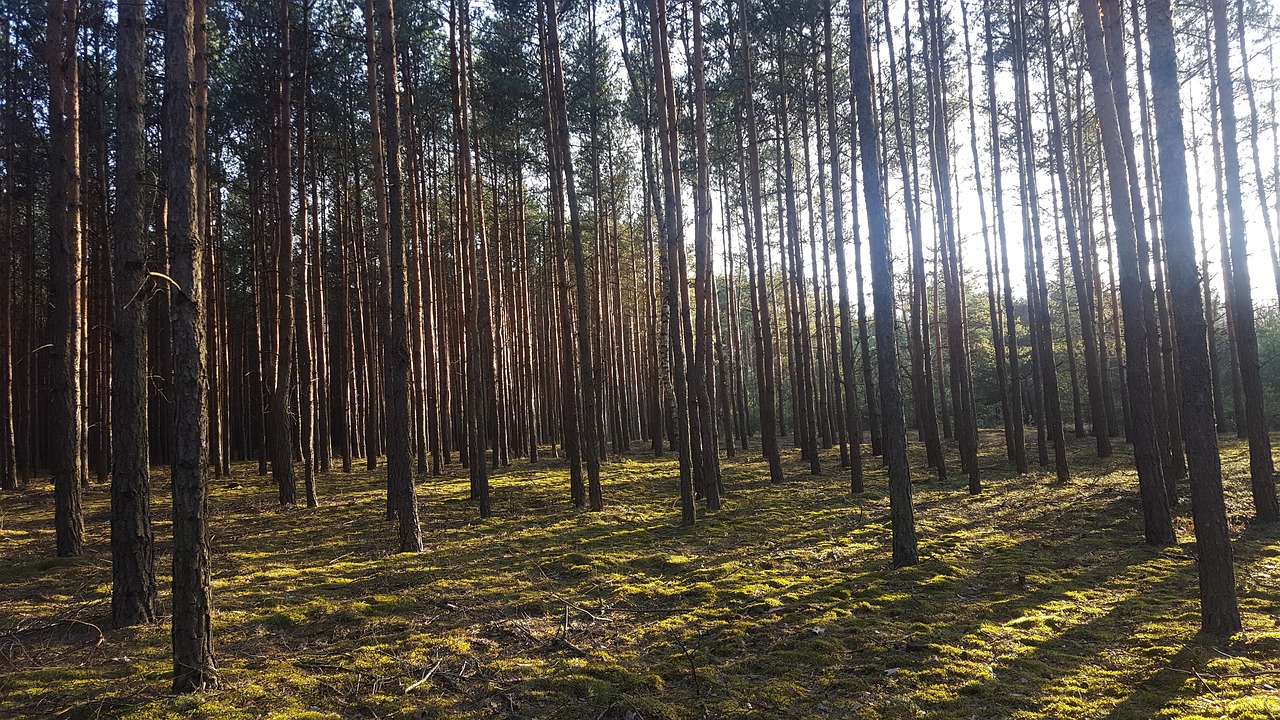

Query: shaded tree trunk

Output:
[851, 0, 918, 566]
[47, 0, 85, 557]
[166, 0, 217, 690]
[374, 0, 425, 550]
[738, 0, 784, 485]
[1080, 0, 1175, 544]
[111, 0, 156, 627]
[1210, 0, 1280, 523]
[1147, 0, 1242, 636]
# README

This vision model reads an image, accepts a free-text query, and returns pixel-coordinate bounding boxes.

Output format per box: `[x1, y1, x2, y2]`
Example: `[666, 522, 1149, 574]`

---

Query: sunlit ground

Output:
[1, 431, 1277, 719]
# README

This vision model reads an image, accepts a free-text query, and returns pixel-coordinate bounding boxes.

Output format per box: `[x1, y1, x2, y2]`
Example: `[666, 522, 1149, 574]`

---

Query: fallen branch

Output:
[404, 658, 443, 693]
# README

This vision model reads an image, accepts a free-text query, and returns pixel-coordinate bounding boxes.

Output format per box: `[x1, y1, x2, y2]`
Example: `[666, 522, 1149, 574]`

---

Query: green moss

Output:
[2, 436, 1278, 719]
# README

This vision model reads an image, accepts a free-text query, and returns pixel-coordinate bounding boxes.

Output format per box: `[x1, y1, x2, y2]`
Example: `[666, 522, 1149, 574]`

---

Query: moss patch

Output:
[1, 432, 1277, 719]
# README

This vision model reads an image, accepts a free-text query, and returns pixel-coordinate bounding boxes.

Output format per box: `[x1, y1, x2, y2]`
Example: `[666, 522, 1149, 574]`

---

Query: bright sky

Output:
[609, 0, 1280, 311]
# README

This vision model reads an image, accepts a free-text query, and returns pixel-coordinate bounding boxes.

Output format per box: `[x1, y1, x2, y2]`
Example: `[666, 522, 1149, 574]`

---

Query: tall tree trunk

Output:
[1080, 0, 1175, 544]
[374, 0, 424, 550]
[1211, 0, 1280, 522]
[1014, 0, 1068, 482]
[361, 0, 387, 471]
[887, 0, 944, 478]
[1101, 0, 1173, 487]
[777, 46, 821, 477]
[960, 0, 1010, 467]
[984, 1, 1026, 473]
[851, 0, 918, 566]
[690, 0, 721, 507]
[166, 0, 216, 690]
[0, 13, 15, 493]
[47, 0, 84, 556]
[1146, 0, 1242, 636]
[650, 0, 696, 524]
[538, 0, 583, 504]
[548, 0, 602, 511]
[295, 13, 317, 508]
[825, 0, 863, 492]
[1203, 20, 1243, 437]
[738, 0, 784, 484]
[268, 0, 297, 506]
[924, 0, 979, 489]
[1187, 105, 1228, 434]
[111, 0, 156, 627]
[1044, 0, 1110, 457]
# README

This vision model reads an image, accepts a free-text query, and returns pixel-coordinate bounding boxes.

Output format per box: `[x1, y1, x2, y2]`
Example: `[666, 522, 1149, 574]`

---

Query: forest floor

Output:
[1, 433, 1278, 720]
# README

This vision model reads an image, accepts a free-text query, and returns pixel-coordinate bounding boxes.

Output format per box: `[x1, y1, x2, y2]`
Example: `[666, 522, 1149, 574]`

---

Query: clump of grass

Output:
[0, 433, 1277, 719]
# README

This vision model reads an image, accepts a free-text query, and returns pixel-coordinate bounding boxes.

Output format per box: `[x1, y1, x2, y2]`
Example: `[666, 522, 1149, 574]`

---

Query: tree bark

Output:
[851, 0, 918, 566]
[166, 0, 217, 690]
[268, 0, 297, 506]
[374, 0, 425, 550]
[825, 0, 864, 492]
[112, 0, 157, 627]
[1147, 0, 1242, 636]
[1080, 0, 1175, 544]
[738, 0, 784, 485]
[47, 0, 85, 557]
[1210, 0, 1280, 522]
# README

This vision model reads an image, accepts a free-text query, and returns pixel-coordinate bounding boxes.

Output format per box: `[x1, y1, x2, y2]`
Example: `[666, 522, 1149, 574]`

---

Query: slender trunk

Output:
[1147, 0, 1242, 635]
[1081, 0, 1175, 543]
[690, 0, 721, 506]
[826, 0, 863, 491]
[166, 0, 216, 690]
[851, 0, 918, 566]
[1211, 0, 1280, 522]
[650, 0, 696, 524]
[985, 4, 1026, 472]
[1045, 2, 1109, 456]
[374, 0, 424, 550]
[47, 0, 84, 556]
[269, 0, 296, 506]
[739, 0, 784, 484]
[111, 0, 156, 626]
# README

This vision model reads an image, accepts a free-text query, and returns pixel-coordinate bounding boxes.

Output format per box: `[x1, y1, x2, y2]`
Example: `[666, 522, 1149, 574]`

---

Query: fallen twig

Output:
[404, 658, 443, 693]
[1163, 666, 1280, 679]
[550, 592, 614, 623]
